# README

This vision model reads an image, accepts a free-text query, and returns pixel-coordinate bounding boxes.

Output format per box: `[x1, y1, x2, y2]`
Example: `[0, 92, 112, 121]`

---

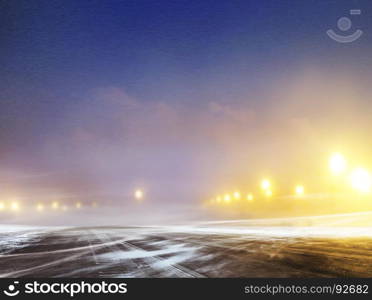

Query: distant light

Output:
[36, 203, 44, 212]
[10, 202, 19, 211]
[233, 191, 241, 200]
[62, 205, 68, 211]
[261, 179, 271, 190]
[247, 193, 254, 201]
[76, 202, 82, 209]
[216, 195, 222, 203]
[224, 194, 231, 203]
[329, 153, 347, 175]
[51, 201, 59, 210]
[0, 202, 4, 211]
[265, 190, 272, 197]
[295, 185, 305, 196]
[11, 202, 19, 211]
[350, 168, 372, 193]
[134, 189, 144, 200]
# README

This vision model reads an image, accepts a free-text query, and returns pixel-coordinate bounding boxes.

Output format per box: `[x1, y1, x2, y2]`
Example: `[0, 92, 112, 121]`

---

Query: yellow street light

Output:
[261, 179, 271, 190]
[51, 201, 59, 210]
[0, 202, 4, 211]
[224, 194, 231, 203]
[295, 185, 305, 196]
[233, 191, 241, 200]
[36, 203, 44, 212]
[247, 193, 254, 201]
[350, 168, 372, 193]
[329, 153, 347, 175]
[11, 202, 19, 211]
[134, 189, 144, 200]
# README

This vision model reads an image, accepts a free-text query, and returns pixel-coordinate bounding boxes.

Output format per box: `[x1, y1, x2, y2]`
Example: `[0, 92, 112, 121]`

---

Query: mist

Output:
[1, 63, 372, 225]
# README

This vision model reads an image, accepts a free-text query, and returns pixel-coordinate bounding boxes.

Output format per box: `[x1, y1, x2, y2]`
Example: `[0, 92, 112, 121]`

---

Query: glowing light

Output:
[233, 191, 241, 200]
[261, 179, 271, 190]
[295, 185, 305, 196]
[216, 196, 222, 203]
[265, 190, 272, 197]
[36, 203, 44, 212]
[62, 205, 68, 211]
[247, 193, 254, 201]
[76, 202, 82, 209]
[224, 194, 231, 203]
[0, 202, 4, 211]
[51, 201, 59, 210]
[329, 153, 347, 175]
[350, 168, 372, 193]
[134, 189, 144, 200]
[11, 202, 19, 211]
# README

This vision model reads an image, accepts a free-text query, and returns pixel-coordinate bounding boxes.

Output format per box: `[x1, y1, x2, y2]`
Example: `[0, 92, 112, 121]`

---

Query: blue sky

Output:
[1, 0, 372, 214]
[3, 0, 371, 103]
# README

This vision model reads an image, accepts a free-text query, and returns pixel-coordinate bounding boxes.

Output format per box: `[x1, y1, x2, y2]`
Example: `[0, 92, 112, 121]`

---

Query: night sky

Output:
[1, 0, 372, 223]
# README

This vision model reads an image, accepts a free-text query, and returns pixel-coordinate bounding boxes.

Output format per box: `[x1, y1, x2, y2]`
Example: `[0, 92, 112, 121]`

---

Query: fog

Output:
[2, 66, 372, 225]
